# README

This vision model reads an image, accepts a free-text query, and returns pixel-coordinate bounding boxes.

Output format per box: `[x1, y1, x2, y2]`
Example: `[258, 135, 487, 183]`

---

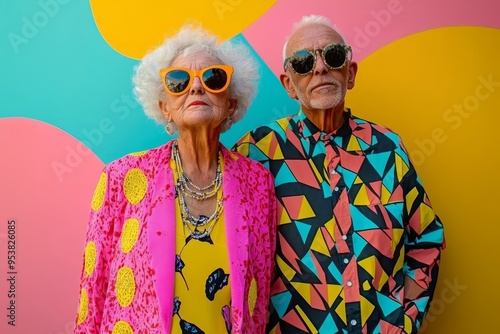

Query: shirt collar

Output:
[294, 108, 353, 141]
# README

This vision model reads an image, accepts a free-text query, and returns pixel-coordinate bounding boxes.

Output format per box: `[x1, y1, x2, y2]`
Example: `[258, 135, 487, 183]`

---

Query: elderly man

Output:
[234, 15, 444, 334]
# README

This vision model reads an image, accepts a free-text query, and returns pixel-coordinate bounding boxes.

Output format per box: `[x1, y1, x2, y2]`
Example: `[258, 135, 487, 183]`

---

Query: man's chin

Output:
[308, 99, 343, 111]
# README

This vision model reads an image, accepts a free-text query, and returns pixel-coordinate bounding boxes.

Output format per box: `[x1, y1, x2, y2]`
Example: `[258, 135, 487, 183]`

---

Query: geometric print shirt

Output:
[234, 109, 445, 334]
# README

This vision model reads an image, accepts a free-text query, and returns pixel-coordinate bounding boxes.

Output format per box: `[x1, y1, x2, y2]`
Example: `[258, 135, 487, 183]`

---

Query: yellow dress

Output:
[170, 156, 231, 334]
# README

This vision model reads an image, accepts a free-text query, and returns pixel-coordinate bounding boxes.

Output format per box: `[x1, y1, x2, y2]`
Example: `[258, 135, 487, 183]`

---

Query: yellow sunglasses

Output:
[159, 65, 234, 96]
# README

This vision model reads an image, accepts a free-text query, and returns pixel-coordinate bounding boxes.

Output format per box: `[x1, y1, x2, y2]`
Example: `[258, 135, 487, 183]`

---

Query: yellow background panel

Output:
[349, 26, 500, 334]
[90, 0, 277, 59]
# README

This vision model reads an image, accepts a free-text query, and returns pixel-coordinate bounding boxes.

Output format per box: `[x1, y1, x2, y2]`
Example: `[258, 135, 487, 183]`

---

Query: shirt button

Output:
[350, 319, 357, 326]
[343, 258, 349, 264]
[341, 235, 347, 240]
[334, 186, 339, 191]
[346, 281, 353, 287]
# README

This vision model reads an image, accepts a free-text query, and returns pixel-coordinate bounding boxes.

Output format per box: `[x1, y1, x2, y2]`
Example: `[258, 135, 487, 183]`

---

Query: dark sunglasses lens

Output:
[202, 68, 228, 91]
[165, 70, 190, 93]
[324, 45, 347, 68]
[290, 50, 315, 74]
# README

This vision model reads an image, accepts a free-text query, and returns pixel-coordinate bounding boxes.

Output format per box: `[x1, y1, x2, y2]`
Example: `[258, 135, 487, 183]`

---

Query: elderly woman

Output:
[74, 24, 276, 334]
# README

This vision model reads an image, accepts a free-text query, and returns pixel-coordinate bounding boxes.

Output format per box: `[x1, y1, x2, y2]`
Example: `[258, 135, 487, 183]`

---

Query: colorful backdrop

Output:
[1, 0, 498, 333]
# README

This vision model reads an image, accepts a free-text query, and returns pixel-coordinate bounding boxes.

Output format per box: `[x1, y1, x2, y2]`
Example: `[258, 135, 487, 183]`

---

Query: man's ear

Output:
[347, 61, 358, 90]
[159, 100, 171, 121]
[280, 73, 298, 99]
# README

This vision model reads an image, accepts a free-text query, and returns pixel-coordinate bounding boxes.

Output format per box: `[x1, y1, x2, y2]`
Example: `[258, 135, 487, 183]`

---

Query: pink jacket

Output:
[74, 141, 276, 334]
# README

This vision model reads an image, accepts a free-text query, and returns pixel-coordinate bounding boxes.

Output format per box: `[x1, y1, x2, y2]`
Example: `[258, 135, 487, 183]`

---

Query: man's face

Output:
[281, 24, 357, 113]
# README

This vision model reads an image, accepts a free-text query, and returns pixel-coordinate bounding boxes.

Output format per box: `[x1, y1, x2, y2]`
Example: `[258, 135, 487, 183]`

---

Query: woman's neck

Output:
[175, 130, 220, 184]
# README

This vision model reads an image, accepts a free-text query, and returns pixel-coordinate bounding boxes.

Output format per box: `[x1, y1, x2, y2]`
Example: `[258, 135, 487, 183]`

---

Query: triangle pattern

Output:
[295, 221, 311, 244]
[275, 162, 296, 187]
[350, 205, 381, 231]
[376, 291, 402, 317]
[320, 313, 339, 333]
[271, 290, 292, 318]
[366, 151, 391, 179]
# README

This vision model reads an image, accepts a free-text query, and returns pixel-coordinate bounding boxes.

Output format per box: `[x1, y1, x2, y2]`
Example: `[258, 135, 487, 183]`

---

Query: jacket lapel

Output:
[147, 141, 176, 331]
[147, 144, 250, 332]
[221, 146, 249, 332]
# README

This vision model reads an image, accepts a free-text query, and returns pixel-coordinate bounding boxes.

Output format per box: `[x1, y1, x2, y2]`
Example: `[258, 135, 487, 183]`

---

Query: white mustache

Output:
[311, 77, 341, 90]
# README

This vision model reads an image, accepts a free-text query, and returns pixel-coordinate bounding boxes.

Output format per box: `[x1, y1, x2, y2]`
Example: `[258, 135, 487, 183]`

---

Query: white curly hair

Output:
[133, 23, 259, 133]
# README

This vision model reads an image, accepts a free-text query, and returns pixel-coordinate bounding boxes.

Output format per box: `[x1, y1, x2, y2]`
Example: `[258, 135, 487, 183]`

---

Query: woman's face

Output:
[160, 52, 235, 133]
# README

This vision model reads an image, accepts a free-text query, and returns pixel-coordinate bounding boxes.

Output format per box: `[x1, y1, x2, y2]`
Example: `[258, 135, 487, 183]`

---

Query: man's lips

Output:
[312, 82, 336, 90]
[188, 101, 208, 107]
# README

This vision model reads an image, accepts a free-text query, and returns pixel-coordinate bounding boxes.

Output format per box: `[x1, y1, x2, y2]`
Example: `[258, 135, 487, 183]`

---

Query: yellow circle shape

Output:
[123, 168, 148, 205]
[84, 241, 97, 276]
[128, 150, 148, 157]
[77, 288, 88, 324]
[248, 277, 257, 315]
[112, 320, 134, 334]
[91, 172, 107, 211]
[121, 218, 140, 254]
[90, 0, 277, 59]
[115, 266, 136, 307]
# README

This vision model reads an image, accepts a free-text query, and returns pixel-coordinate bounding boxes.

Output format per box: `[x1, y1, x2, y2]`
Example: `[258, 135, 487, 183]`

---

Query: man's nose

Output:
[313, 51, 328, 74]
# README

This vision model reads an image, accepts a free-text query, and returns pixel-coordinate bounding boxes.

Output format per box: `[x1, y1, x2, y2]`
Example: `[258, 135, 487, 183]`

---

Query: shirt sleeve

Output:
[74, 165, 118, 333]
[400, 146, 445, 333]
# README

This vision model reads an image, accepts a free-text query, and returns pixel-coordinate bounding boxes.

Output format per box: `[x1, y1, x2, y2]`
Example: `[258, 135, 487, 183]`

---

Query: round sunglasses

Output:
[284, 43, 352, 75]
[159, 65, 234, 96]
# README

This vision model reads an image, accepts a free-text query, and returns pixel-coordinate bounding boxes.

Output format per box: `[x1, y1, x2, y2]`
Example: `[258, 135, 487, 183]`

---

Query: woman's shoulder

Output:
[221, 145, 270, 174]
[103, 141, 173, 177]
[220, 145, 275, 197]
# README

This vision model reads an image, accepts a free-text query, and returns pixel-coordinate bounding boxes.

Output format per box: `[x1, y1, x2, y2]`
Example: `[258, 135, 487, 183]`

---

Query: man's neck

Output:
[301, 104, 345, 133]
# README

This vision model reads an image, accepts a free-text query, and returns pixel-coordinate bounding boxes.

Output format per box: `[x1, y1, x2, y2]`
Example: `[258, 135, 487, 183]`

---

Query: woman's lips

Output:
[188, 100, 208, 107]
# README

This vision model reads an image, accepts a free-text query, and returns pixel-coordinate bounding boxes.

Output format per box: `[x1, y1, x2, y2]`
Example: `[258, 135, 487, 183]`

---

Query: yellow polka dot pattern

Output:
[123, 168, 148, 205]
[115, 266, 136, 307]
[121, 218, 140, 254]
[128, 150, 147, 157]
[77, 288, 88, 324]
[248, 277, 258, 315]
[84, 241, 97, 276]
[112, 320, 134, 334]
[91, 172, 107, 211]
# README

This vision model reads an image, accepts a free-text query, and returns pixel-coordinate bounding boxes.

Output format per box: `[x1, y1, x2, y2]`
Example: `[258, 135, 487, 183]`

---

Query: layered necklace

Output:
[172, 142, 223, 241]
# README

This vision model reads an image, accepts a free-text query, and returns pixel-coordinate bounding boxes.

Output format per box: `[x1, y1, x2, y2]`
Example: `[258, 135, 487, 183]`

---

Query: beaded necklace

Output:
[172, 142, 223, 240]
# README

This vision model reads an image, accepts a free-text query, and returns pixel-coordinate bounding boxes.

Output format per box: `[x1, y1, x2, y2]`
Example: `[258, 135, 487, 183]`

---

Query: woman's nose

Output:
[190, 76, 204, 94]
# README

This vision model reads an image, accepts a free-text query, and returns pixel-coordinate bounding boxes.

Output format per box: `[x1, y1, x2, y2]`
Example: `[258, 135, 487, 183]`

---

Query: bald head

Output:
[283, 15, 347, 61]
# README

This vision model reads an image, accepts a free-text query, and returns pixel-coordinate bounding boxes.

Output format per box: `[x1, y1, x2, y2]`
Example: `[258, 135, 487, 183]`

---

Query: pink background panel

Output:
[0, 118, 104, 334]
[243, 0, 499, 76]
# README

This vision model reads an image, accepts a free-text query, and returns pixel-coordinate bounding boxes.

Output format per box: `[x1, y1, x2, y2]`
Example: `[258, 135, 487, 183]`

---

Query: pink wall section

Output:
[243, 0, 499, 76]
[0, 118, 104, 333]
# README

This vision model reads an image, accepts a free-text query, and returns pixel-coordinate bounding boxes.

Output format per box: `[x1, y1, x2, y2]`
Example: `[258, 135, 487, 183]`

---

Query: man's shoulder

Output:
[350, 113, 404, 147]
[239, 114, 297, 143]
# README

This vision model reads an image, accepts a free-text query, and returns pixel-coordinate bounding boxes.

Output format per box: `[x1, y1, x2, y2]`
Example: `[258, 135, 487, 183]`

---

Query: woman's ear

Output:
[228, 98, 237, 115]
[280, 73, 298, 99]
[159, 100, 171, 121]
